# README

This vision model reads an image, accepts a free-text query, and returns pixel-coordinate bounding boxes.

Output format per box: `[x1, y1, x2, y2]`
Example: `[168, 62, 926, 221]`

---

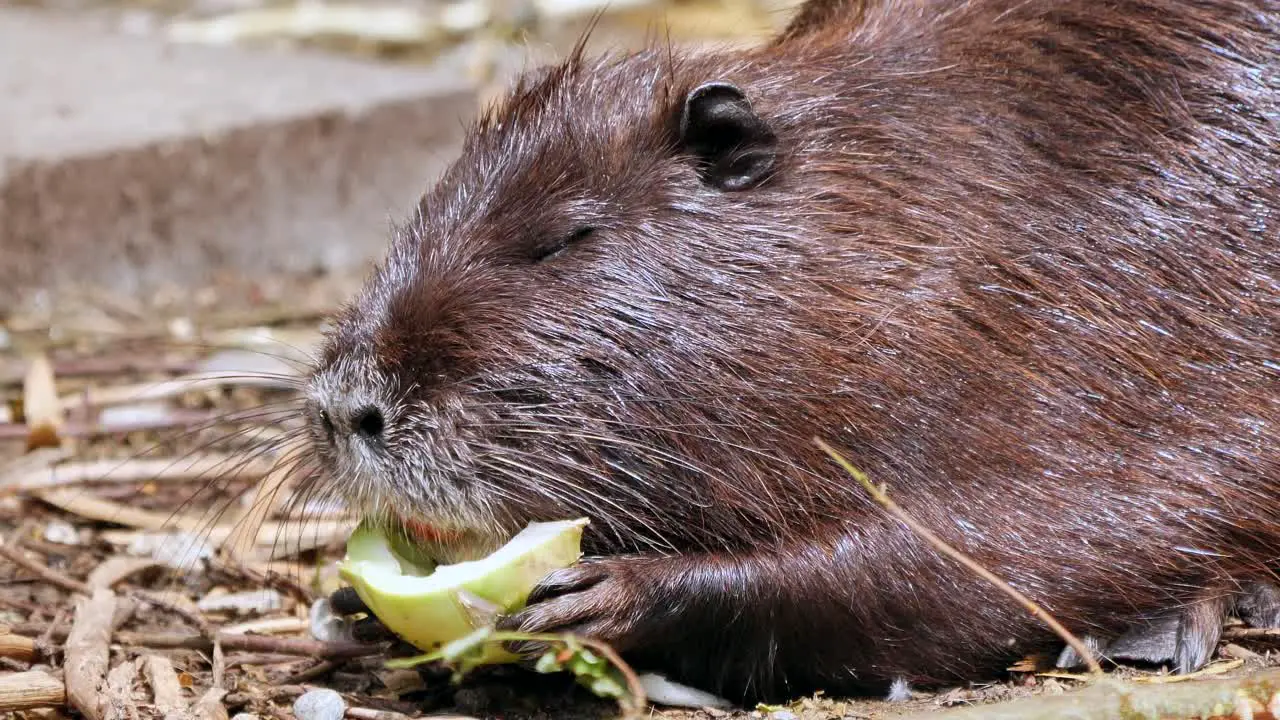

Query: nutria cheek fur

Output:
[306, 0, 1280, 704]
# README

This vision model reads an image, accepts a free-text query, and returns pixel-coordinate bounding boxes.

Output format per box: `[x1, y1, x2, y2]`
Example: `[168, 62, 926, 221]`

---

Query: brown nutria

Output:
[307, 0, 1279, 705]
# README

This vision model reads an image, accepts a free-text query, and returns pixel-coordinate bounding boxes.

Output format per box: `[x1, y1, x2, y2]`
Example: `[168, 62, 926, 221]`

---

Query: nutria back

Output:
[308, 0, 1279, 703]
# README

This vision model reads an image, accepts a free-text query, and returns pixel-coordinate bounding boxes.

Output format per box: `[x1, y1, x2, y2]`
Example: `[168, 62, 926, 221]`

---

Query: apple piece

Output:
[337, 517, 589, 664]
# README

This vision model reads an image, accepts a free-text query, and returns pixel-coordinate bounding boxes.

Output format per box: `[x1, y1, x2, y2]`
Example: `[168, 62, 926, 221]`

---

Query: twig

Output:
[209, 559, 315, 603]
[0, 539, 90, 595]
[87, 557, 163, 590]
[0, 633, 37, 662]
[814, 437, 1104, 676]
[1, 454, 276, 496]
[901, 668, 1280, 720]
[577, 636, 649, 718]
[222, 617, 306, 636]
[57, 371, 296, 412]
[11, 622, 387, 659]
[64, 588, 117, 720]
[279, 659, 341, 684]
[0, 670, 65, 711]
[131, 590, 215, 637]
[212, 637, 227, 689]
[1226, 628, 1280, 640]
[0, 409, 222, 441]
[36, 488, 350, 558]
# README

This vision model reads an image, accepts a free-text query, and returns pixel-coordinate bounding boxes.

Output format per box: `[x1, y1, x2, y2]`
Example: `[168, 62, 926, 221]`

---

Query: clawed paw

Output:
[326, 586, 397, 643]
[497, 555, 665, 659]
[1057, 581, 1280, 674]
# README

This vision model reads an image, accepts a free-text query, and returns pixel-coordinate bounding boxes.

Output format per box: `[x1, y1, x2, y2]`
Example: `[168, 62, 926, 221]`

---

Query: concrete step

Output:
[0, 7, 478, 311]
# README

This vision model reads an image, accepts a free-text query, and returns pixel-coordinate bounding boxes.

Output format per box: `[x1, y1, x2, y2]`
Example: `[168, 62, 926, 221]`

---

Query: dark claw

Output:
[353, 616, 396, 643]
[330, 586, 370, 616]
[1235, 582, 1280, 629]
[1054, 634, 1110, 669]
[1105, 595, 1228, 674]
[524, 562, 608, 606]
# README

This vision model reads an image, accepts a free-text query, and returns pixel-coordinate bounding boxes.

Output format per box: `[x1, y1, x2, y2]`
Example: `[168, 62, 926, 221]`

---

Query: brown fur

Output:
[307, 0, 1280, 704]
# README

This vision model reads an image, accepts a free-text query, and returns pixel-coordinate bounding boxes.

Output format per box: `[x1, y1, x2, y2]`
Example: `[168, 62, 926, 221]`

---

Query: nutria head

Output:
[301, 47, 867, 559]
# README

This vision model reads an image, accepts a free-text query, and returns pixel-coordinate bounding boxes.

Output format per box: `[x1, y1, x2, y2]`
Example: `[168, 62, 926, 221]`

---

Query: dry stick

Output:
[34, 487, 350, 556]
[0, 633, 37, 662]
[576, 636, 648, 718]
[1226, 628, 1280, 640]
[132, 590, 216, 637]
[814, 437, 1104, 676]
[64, 588, 117, 720]
[0, 540, 91, 595]
[11, 623, 387, 659]
[0, 670, 66, 712]
[901, 667, 1280, 720]
[212, 638, 227, 689]
[1, 454, 276, 496]
[0, 409, 222, 441]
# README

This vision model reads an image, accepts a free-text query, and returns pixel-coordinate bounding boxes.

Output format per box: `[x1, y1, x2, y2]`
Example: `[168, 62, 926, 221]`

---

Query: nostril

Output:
[353, 407, 385, 441]
[319, 409, 335, 437]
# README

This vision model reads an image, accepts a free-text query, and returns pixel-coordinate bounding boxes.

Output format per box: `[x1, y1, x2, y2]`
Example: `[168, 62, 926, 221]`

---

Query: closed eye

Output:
[532, 226, 595, 263]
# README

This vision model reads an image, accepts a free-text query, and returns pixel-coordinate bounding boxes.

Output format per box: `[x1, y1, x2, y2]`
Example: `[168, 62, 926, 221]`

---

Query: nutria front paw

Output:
[327, 586, 398, 643]
[497, 555, 666, 655]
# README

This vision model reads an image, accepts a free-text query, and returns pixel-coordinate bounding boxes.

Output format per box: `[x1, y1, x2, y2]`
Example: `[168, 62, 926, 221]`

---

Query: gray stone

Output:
[292, 688, 346, 720]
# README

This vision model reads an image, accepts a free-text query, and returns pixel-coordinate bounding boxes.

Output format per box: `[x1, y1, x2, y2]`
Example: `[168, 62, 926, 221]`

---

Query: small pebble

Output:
[293, 688, 346, 720]
[231, 714, 261, 720]
[43, 520, 80, 545]
[768, 711, 797, 720]
[0, 327, 10, 349]
[168, 317, 196, 341]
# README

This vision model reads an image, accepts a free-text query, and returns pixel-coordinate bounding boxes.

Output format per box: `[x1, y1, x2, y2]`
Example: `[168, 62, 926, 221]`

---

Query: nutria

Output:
[307, 0, 1280, 704]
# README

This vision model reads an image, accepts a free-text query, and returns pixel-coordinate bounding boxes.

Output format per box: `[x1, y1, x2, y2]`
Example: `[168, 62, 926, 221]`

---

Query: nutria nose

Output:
[317, 402, 387, 447]
[352, 407, 385, 441]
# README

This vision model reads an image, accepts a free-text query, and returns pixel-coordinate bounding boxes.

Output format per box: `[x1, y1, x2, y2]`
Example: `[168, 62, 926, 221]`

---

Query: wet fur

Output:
[308, 0, 1280, 704]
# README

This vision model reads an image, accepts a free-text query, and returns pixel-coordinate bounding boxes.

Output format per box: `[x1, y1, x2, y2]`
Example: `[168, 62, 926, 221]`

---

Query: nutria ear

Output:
[678, 81, 778, 191]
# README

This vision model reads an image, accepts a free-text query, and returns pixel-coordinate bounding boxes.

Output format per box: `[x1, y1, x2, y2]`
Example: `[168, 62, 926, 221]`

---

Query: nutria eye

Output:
[532, 227, 594, 263]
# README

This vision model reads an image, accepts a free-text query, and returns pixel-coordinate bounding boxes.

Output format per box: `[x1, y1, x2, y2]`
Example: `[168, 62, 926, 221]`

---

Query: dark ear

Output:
[678, 81, 778, 191]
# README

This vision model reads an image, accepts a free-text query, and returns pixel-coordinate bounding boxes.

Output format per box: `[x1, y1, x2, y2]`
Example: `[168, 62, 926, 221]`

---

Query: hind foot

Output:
[1057, 581, 1280, 673]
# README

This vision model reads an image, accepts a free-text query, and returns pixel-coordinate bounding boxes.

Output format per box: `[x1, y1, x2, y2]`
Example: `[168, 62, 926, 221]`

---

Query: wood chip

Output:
[144, 655, 187, 715]
[0, 670, 66, 712]
[65, 588, 118, 720]
[104, 658, 141, 720]
[193, 688, 230, 720]
[23, 351, 63, 450]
